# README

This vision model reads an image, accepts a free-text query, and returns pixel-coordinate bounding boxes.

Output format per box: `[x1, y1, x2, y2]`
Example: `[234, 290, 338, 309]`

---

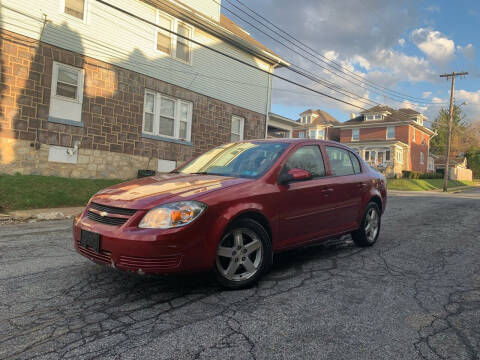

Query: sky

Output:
[221, 0, 480, 124]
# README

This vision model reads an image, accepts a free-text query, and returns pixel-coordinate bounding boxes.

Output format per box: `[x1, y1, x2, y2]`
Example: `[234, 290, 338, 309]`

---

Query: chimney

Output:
[350, 113, 356, 119]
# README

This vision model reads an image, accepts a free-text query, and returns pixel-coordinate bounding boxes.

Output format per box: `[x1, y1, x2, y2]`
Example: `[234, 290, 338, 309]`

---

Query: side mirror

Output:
[279, 168, 312, 184]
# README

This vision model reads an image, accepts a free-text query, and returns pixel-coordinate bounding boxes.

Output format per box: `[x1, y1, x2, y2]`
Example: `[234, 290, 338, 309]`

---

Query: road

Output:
[1, 188, 480, 360]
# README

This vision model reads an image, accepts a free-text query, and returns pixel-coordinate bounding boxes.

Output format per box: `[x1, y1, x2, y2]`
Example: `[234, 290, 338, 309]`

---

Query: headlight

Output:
[138, 201, 207, 229]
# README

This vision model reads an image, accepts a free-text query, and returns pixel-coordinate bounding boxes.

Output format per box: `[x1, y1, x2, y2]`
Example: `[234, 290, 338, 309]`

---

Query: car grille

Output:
[118, 254, 182, 271]
[86, 202, 137, 226]
[89, 202, 137, 216]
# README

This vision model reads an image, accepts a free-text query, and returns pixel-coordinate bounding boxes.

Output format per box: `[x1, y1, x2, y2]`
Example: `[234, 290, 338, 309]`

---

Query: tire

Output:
[351, 202, 381, 247]
[214, 218, 272, 289]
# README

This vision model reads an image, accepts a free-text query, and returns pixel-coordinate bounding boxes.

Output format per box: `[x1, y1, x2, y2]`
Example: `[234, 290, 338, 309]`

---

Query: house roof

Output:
[336, 106, 435, 135]
[299, 109, 340, 126]
[434, 156, 467, 167]
[269, 113, 302, 128]
[343, 139, 409, 148]
[145, 0, 289, 67]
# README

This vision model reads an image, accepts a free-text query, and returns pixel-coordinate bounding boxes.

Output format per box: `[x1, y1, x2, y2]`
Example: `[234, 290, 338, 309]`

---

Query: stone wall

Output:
[0, 29, 266, 178]
[0, 138, 157, 179]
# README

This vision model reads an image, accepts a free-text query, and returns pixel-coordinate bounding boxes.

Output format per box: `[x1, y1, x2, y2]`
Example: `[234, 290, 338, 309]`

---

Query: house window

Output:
[396, 148, 403, 163]
[387, 126, 395, 139]
[310, 130, 316, 139]
[231, 115, 244, 142]
[412, 128, 416, 142]
[298, 131, 305, 138]
[352, 128, 359, 141]
[365, 151, 370, 161]
[156, 11, 193, 63]
[420, 152, 424, 165]
[64, 0, 86, 20]
[142, 90, 193, 141]
[374, 114, 382, 120]
[366, 115, 374, 120]
[49, 62, 84, 124]
[317, 129, 325, 139]
[385, 150, 391, 161]
[307, 115, 312, 123]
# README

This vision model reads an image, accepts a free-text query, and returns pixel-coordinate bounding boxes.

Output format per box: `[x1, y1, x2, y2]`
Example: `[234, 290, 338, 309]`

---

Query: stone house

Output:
[0, 0, 288, 178]
[333, 105, 435, 178]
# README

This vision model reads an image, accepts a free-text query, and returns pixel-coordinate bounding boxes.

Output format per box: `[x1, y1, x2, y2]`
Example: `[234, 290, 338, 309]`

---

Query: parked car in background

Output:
[74, 139, 387, 288]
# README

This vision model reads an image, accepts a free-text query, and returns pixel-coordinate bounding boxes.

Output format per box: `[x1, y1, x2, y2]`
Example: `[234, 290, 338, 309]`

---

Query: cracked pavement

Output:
[1, 188, 480, 359]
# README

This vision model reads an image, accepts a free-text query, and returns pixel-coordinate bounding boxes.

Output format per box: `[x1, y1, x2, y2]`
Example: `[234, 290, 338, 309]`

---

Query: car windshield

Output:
[175, 142, 289, 179]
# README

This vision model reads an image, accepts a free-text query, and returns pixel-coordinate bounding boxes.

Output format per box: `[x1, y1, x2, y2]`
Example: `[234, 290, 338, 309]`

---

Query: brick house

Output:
[0, 0, 288, 178]
[334, 105, 435, 177]
[291, 109, 340, 140]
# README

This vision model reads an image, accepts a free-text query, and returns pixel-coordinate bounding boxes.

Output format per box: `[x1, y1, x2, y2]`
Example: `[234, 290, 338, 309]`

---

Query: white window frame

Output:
[412, 127, 416, 142]
[352, 128, 359, 141]
[60, 0, 88, 23]
[374, 114, 382, 120]
[420, 152, 424, 165]
[309, 130, 316, 139]
[231, 115, 245, 142]
[51, 61, 84, 104]
[366, 115, 374, 121]
[155, 10, 193, 65]
[317, 129, 325, 140]
[298, 131, 305, 138]
[386, 126, 395, 139]
[142, 89, 193, 142]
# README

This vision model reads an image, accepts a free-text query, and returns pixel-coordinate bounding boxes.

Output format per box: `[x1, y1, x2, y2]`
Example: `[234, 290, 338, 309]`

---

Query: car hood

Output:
[91, 173, 252, 210]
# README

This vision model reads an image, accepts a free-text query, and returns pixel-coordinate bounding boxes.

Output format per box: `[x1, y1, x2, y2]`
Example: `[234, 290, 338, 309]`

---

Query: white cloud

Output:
[422, 91, 432, 98]
[398, 38, 406, 47]
[457, 44, 475, 61]
[411, 28, 455, 65]
[456, 90, 480, 122]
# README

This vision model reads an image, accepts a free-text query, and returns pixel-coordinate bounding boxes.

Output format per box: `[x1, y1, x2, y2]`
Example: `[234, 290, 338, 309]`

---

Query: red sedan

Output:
[74, 139, 386, 288]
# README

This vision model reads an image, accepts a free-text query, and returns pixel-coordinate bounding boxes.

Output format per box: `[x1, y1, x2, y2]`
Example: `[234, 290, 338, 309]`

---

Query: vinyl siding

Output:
[0, 0, 271, 114]
[176, 0, 220, 21]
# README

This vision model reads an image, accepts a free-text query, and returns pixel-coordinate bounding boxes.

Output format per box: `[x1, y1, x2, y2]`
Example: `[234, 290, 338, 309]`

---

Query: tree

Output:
[465, 146, 480, 179]
[430, 104, 469, 156]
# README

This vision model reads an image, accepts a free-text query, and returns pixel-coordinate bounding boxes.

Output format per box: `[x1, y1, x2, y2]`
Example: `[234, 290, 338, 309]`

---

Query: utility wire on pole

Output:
[439, 71, 468, 192]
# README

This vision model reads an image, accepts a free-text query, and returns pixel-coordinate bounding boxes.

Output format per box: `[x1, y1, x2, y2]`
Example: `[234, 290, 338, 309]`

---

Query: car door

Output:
[277, 144, 339, 248]
[324, 146, 367, 232]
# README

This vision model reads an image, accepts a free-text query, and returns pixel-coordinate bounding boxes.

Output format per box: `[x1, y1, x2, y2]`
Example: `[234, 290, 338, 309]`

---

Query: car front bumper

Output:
[73, 208, 212, 274]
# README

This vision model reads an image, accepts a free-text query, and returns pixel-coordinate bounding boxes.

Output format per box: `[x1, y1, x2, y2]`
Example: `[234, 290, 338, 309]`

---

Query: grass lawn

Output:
[387, 178, 476, 191]
[0, 174, 125, 211]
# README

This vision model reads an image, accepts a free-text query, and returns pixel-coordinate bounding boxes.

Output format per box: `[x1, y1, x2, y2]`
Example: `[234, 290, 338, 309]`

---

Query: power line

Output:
[94, 0, 368, 111]
[225, 0, 445, 105]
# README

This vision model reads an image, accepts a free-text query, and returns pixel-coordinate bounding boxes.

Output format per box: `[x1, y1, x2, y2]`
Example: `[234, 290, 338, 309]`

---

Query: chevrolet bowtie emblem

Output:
[100, 211, 108, 217]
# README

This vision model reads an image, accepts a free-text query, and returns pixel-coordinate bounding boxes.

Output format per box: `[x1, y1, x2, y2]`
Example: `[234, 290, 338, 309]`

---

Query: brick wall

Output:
[0, 29, 266, 177]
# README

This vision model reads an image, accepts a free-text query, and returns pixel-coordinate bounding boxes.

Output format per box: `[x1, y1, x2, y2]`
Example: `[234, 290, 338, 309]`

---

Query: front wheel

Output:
[351, 202, 381, 247]
[214, 218, 272, 289]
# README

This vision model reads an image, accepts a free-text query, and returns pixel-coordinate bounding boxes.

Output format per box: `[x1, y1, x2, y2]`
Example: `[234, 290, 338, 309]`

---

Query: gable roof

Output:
[299, 109, 340, 126]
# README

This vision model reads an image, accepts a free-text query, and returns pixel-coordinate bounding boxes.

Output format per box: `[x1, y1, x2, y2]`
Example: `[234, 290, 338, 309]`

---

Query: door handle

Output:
[321, 187, 334, 193]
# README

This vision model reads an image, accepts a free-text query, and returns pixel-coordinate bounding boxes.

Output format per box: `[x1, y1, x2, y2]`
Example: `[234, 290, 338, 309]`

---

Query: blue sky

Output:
[221, 0, 480, 124]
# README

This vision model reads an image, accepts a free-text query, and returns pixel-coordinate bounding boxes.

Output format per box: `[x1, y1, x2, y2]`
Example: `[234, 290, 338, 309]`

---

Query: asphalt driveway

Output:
[1, 188, 480, 359]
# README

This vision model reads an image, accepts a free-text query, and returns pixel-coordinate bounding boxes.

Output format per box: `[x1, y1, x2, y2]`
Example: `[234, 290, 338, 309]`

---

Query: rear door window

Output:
[284, 145, 326, 178]
[325, 146, 355, 176]
[349, 152, 362, 174]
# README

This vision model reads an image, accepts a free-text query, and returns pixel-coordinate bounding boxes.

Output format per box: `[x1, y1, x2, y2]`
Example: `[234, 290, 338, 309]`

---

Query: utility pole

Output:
[439, 71, 468, 192]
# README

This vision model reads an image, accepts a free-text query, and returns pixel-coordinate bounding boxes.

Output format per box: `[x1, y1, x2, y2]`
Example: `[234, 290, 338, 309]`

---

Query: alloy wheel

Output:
[216, 228, 264, 282]
[365, 208, 379, 242]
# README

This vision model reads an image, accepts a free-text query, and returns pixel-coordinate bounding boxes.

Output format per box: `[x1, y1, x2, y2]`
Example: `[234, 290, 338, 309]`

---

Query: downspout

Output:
[265, 63, 279, 139]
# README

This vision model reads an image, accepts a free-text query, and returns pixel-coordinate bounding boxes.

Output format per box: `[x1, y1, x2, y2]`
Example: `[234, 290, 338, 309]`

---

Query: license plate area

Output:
[80, 230, 101, 253]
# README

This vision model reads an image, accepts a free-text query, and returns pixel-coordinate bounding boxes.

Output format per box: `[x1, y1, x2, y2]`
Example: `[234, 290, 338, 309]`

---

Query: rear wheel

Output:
[214, 218, 272, 289]
[351, 202, 381, 247]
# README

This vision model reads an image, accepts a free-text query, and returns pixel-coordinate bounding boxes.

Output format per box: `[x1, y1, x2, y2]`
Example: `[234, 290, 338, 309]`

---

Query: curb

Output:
[0, 206, 84, 224]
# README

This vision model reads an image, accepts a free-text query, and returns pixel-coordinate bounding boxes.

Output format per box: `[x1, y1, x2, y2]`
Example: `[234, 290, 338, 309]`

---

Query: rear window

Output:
[325, 146, 355, 176]
[349, 152, 362, 174]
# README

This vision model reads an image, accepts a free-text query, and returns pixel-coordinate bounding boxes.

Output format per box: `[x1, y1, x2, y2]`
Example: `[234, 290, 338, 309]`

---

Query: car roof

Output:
[241, 138, 351, 148]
